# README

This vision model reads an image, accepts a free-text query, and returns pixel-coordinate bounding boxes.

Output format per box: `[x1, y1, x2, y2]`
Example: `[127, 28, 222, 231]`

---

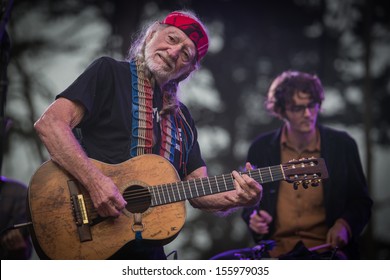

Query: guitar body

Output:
[27, 154, 186, 260]
[27, 153, 328, 260]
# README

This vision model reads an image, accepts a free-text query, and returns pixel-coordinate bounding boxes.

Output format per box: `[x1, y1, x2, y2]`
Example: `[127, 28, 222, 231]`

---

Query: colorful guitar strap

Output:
[129, 59, 194, 176]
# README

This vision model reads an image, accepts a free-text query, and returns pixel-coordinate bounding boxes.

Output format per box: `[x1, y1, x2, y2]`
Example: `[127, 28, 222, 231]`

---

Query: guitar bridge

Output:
[71, 194, 89, 226]
[68, 180, 92, 242]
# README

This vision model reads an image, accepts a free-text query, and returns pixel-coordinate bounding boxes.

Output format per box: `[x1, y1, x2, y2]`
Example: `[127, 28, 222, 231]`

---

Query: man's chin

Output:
[152, 69, 173, 83]
[153, 56, 173, 71]
[297, 123, 314, 132]
[147, 63, 168, 76]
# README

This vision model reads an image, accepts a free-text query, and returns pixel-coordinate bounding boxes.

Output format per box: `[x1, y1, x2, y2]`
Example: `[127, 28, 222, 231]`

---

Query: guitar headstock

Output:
[282, 157, 329, 190]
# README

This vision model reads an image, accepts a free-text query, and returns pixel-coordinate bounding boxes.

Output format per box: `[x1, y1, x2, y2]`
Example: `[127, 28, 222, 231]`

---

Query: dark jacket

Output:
[242, 125, 373, 259]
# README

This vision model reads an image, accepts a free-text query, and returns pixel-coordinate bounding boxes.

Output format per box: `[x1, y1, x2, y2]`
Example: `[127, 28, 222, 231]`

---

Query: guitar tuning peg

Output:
[302, 181, 309, 189]
[311, 180, 319, 187]
[293, 181, 300, 190]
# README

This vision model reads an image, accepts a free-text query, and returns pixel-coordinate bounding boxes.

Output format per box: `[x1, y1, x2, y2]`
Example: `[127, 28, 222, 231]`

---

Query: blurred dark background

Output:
[1, 0, 389, 259]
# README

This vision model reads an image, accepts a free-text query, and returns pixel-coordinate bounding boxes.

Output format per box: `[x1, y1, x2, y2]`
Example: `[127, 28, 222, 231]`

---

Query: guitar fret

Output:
[247, 169, 252, 180]
[150, 187, 157, 206]
[280, 164, 286, 180]
[207, 177, 212, 195]
[271, 166, 284, 181]
[164, 184, 171, 203]
[147, 187, 153, 205]
[182, 181, 187, 200]
[152, 187, 158, 205]
[187, 180, 194, 199]
[155, 186, 162, 205]
[149, 187, 156, 206]
[268, 166, 274, 181]
[158, 185, 163, 204]
[175, 182, 182, 201]
[215, 176, 221, 193]
[258, 168, 263, 183]
[200, 178, 206, 196]
[190, 180, 198, 198]
[170, 184, 177, 202]
[222, 174, 228, 191]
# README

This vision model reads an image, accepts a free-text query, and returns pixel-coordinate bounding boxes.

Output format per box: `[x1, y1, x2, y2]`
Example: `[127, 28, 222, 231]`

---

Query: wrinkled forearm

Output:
[36, 118, 103, 191]
[184, 166, 261, 215]
[34, 98, 127, 217]
[189, 190, 239, 215]
[34, 99, 105, 192]
[184, 167, 238, 214]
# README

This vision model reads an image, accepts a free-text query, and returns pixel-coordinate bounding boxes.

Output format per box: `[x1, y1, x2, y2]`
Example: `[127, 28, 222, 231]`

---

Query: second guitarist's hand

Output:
[249, 210, 273, 235]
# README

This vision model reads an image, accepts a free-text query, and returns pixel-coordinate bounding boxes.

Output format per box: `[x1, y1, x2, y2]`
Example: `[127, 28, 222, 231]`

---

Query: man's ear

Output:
[278, 109, 287, 121]
[145, 22, 160, 44]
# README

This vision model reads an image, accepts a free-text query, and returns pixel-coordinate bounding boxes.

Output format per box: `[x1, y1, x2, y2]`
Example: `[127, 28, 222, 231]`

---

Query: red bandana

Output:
[162, 11, 209, 61]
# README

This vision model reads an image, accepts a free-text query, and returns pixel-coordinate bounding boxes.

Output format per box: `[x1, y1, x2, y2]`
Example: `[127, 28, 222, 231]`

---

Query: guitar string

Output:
[76, 166, 288, 216]
[65, 163, 320, 218]
[76, 179, 316, 217]
[75, 164, 318, 215]
[110, 162, 313, 202]
[120, 166, 285, 201]
[76, 174, 282, 212]
[89, 165, 288, 204]
[80, 183, 319, 218]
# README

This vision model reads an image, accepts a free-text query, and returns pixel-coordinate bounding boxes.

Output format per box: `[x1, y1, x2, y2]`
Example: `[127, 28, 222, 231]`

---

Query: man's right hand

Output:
[249, 209, 273, 235]
[0, 229, 27, 251]
[89, 175, 127, 218]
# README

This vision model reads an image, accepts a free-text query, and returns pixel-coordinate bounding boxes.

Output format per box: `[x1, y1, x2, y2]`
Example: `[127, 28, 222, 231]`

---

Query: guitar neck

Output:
[149, 164, 285, 207]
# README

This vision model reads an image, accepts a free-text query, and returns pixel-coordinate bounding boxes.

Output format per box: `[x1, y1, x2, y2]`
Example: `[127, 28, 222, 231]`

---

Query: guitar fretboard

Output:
[148, 164, 285, 206]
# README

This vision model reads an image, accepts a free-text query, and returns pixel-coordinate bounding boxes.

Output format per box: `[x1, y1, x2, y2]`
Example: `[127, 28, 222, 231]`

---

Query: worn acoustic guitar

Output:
[27, 154, 328, 259]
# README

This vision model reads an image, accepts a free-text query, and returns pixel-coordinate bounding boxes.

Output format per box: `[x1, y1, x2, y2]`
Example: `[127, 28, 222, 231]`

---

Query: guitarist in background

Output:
[0, 118, 32, 260]
[0, 176, 32, 260]
[33, 10, 262, 259]
[242, 71, 372, 259]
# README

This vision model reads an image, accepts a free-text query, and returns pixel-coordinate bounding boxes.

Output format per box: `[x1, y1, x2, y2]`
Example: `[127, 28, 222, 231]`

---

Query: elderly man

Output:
[34, 10, 262, 259]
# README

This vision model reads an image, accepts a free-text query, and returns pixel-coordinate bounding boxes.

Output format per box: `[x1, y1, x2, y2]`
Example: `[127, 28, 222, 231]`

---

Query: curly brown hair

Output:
[265, 70, 324, 119]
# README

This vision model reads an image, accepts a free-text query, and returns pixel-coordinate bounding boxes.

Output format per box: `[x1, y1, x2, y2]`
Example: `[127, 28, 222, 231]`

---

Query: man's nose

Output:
[167, 45, 181, 59]
[303, 106, 314, 116]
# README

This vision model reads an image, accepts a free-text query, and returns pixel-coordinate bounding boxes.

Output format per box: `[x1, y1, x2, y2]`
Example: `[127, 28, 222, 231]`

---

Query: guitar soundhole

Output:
[123, 185, 151, 213]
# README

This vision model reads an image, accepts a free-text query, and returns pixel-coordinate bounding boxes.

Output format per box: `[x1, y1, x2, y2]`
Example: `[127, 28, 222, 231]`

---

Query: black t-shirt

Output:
[57, 57, 206, 259]
[57, 56, 205, 179]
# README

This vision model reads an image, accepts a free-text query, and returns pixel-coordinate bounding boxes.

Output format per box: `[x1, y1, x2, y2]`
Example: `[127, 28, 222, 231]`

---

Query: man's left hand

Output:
[327, 220, 350, 248]
[226, 162, 262, 207]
